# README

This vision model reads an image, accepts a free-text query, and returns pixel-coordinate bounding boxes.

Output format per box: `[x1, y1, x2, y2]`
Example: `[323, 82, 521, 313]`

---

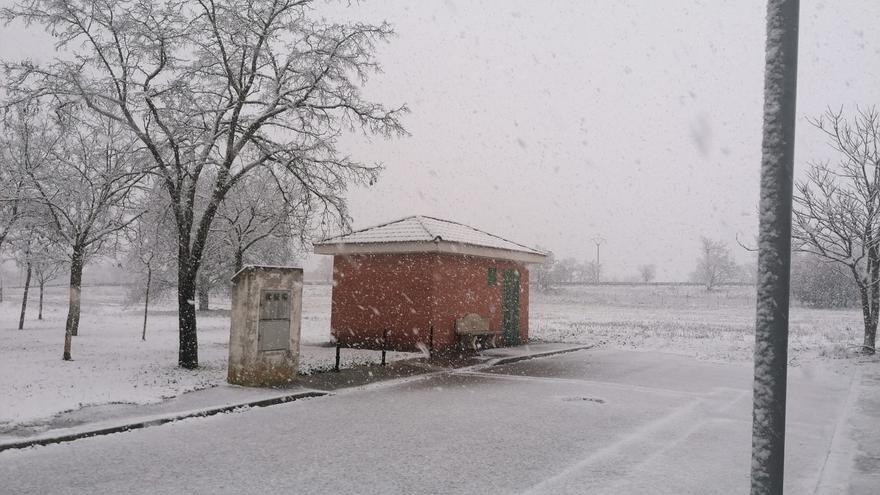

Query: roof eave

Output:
[314, 241, 547, 264]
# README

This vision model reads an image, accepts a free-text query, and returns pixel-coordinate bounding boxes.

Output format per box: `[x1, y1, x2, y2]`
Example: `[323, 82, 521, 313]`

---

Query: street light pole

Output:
[750, 1, 799, 494]
[592, 236, 605, 283]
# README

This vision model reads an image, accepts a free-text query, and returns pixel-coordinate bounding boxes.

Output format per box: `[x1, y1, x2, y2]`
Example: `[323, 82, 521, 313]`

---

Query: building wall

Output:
[331, 252, 531, 352]
[331, 253, 434, 350]
[429, 254, 530, 349]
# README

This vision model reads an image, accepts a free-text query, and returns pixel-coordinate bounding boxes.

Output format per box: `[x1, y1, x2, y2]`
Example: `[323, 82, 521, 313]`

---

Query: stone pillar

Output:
[227, 266, 303, 387]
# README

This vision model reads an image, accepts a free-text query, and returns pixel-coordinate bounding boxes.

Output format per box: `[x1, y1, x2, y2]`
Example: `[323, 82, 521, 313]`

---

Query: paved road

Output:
[0, 349, 855, 494]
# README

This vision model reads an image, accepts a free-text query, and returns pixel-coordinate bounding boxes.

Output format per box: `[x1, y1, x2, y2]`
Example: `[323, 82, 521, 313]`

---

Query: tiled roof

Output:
[316, 215, 545, 256]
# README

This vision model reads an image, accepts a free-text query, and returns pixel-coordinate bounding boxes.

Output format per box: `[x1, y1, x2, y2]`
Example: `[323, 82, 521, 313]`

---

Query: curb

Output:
[487, 344, 596, 366]
[812, 368, 863, 494]
[0, 390, 327, 453]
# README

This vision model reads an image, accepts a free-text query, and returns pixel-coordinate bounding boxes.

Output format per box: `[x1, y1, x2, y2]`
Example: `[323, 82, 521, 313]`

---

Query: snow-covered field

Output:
[530, 284, 864, 362]
[0, 282, 865, 429]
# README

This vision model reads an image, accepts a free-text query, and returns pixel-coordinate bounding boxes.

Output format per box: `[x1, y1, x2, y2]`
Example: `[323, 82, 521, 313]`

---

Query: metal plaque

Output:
[258, 290, 291, 351]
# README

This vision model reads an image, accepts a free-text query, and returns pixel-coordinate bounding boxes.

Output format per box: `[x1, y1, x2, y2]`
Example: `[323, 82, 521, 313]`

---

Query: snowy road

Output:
[0, 349, 853, 494]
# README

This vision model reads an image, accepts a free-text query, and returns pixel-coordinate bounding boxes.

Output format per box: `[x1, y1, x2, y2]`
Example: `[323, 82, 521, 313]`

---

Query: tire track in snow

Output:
[454, 369, 740, 398]
[513, 386, 750, 495]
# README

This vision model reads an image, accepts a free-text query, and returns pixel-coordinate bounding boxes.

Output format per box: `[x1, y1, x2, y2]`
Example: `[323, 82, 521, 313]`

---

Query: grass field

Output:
[0, 282, 867, 428]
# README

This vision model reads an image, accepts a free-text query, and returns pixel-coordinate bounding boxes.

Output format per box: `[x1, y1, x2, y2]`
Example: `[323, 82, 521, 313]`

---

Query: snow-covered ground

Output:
[0, 284, 413, 428]
[0, 282, 865, 430]
[0, 349, 858, 494]
[530, 284, 864, 363]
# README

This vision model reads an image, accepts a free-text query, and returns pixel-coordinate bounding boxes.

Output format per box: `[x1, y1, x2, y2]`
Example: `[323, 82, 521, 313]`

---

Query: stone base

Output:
[227, 359, 298, 388]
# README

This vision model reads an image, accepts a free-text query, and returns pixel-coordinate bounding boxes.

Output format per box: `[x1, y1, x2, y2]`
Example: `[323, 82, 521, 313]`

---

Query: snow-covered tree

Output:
[690, 237, 737, 290]
[550, 257, 579, 284]
[3, 0, 407, 368]
[0, 158, 26, 254]
[32, 244, 66, 321]
[1, 102, 53, 329]
[196, 170, 305, 310]
[24, 106, 145, 360]
[11, 226, 66, 324]
[580, 261, 601, 284]
[793, 107, 880, 352]
[12, 234, 33, 330]
[0, 102, 43, 256]
[125, 195, 175, 341]
[531, 248, 555, 291]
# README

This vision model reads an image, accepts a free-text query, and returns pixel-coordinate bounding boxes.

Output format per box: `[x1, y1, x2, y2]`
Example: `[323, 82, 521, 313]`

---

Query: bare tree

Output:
[691, 237, 737, 290]
[196, 170, 304, 310]
[13, 229, 64, 324]
[218, 172, 306, 274]
[24, 106, 144, 360]
[33, 247, 65, 321]
[581, 261, 600, 284]
[550, 257, 579, 284]
[1, 102, 51, 329]
[0, 102, 43, 255]
[793, 107, 880, 353]
[126, 197, 171, 341]
[638, 264, 656, 284]
[531, 248, 555, 291]
[15, 237, 33, 330]
[0, 164, 25, 253]
[3, 0, 407, 368]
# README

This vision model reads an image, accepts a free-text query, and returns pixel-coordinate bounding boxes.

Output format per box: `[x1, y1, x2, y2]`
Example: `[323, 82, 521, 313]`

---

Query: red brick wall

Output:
[331, 254, 434, 350]
[429, 254, 529, 348]
[330, 252, 531, 351]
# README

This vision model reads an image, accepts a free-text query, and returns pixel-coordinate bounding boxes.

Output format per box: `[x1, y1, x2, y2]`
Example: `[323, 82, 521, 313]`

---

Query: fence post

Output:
[334, 342, 341, 372]
[381, 328, 388, 366]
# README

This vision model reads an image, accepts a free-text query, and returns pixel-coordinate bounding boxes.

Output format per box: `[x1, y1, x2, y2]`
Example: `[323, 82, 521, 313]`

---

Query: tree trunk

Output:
[855, 276, 877, 354]
[38, 279, 44, 320]
[142, 264, 152, 341]
[18, 261, 32, 330]
[865, 270, 878, 353]
[867, 243, 880, 353]
[863, 314, 877, 352]
[62, 247, 84, 361]
[197, 275, 209, 311]
[65, 246, 85, 338]
[234, 249, 244, 274]
[178, 262, 199, 369]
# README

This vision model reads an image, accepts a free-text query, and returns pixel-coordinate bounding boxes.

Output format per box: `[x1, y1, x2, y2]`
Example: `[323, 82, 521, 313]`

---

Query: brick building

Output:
[314, 216, 547, 352]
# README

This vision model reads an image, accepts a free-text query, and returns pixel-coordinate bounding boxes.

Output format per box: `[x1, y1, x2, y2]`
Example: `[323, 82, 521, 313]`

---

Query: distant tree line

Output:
[534, 238, 756, 292]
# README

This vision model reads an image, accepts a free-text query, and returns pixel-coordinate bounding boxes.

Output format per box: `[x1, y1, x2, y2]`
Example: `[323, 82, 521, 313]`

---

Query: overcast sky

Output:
[2, 1, 879, 281]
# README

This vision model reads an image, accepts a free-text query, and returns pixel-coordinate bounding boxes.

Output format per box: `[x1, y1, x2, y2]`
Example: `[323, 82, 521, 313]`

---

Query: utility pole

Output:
[592, 236, 605, 283]
[750, 1, 799, 494]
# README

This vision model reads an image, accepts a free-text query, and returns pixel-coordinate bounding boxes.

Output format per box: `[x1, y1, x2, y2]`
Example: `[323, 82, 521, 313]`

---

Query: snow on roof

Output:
[314, 215, 546, 262]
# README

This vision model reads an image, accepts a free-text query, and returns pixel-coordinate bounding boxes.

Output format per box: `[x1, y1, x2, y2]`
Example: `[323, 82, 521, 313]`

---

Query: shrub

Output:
[791, 254, 859, 308]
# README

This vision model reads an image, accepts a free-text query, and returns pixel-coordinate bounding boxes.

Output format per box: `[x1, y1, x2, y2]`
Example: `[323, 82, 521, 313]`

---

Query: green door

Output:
[502, 269, 521, 346]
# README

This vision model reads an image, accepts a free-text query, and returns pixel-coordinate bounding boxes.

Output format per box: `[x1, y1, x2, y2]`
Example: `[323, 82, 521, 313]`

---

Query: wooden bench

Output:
[455, 313, 499, 350]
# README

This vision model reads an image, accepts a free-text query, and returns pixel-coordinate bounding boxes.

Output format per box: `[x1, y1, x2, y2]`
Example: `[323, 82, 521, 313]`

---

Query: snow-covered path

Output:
[0, 349, 855, 494]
